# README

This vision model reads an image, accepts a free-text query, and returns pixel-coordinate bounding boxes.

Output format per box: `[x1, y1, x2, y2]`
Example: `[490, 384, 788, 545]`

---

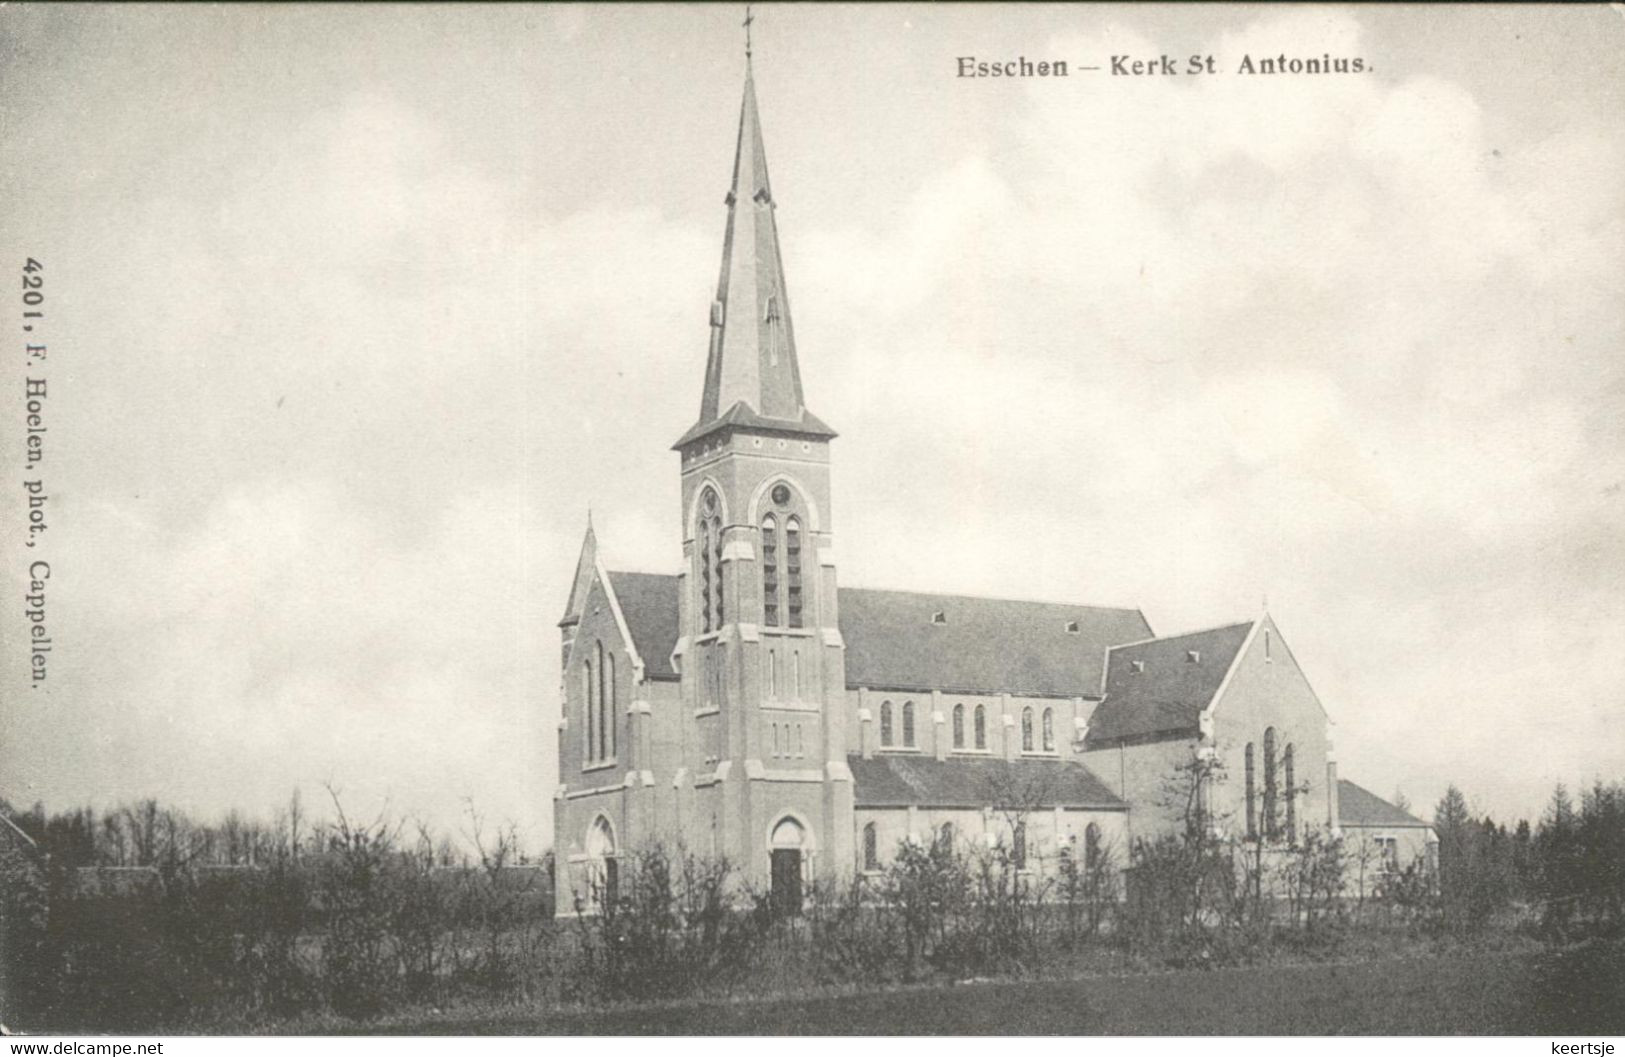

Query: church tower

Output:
[671, 64, 853, 894]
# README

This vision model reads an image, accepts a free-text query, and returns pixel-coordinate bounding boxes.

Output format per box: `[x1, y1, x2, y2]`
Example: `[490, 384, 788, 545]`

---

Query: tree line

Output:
[2, 772, 1621, 1032]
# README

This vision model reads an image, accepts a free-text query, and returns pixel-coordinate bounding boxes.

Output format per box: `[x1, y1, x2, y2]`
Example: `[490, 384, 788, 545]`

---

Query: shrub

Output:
[568, 846, 764, 1004]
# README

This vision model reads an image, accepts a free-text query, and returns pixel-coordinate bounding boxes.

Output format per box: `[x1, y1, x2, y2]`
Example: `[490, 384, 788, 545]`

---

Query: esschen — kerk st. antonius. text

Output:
[554, 44, 1420, 916]
[955, 52, 1368, 77]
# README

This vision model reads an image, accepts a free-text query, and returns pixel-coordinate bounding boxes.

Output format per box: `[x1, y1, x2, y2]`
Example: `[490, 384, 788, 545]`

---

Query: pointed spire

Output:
[675, 59, 834, 450]
[559, 513, 600, 627]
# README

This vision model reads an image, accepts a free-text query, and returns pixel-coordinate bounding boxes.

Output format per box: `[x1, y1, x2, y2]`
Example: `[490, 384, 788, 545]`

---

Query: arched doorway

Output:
[586, 815, 618, 910]
[769, 816, 806, 916]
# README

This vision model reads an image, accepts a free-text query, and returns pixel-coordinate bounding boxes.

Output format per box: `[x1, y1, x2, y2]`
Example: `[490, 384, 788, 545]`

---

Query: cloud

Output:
[2, 76, 714, 847]
[790, 8, 1625, 817]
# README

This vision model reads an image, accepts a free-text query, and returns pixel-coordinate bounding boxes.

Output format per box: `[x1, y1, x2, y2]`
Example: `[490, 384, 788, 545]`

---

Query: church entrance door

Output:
[770, 848, 802, 916]
[769, 816, 806, 917]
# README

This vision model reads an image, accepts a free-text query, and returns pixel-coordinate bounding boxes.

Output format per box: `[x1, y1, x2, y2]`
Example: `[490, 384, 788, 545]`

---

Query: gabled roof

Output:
[840, 588, 1150, 697]
[1086, 621, 1254, 745]
[849, 753, 1126, 810]
[599, 571, 1151, 695]
[603, 571, 683, 680]
[1339, 779, 1431, 829]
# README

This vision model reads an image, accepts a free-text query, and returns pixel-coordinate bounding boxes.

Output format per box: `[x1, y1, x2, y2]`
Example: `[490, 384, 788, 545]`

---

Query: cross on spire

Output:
[743, 4, 754, 62]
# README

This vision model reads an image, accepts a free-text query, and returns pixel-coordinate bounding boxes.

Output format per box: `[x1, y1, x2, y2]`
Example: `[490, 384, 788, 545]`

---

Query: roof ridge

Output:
[1108, 618, 1255, 651]
[599, 571, 1148, 616]
[843, 582, 1147, 615]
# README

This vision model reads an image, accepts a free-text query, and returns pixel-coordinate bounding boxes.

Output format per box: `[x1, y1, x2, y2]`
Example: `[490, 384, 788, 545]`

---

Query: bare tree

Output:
[273, 787, 304, 862]
[124, 799, 161, 867]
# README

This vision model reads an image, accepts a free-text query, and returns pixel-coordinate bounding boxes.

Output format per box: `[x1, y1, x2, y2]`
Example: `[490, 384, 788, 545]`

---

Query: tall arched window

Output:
[938, 822, 954, 854]
[1263, 727, 1279, 841]
[1012, 822, 1028, 870]
[583, 658, 596, 763]
[792, 650, 802, 699]
[605, 650, 617, 760]
[761, 514, 780, 627]
[698, 488, 721, 633]
[785, 517, 803, 628]
[700, 518, 713, 632]
[1021, 707, 1035, 752]
[902, 701, 916, 747]
[952, 704, 965, 749]
[863, 822, 878, 871]
[595, 643, 607, 762]
[1284, 744, 1296, 843]
[1084, 822, 1102, 868]
[711, 525, 725, 632]
[974, 705, 987, 750]
[1042, 708, 1055, 752]
[1244, 742, 1257, 839]
[880, 701, 894, 747]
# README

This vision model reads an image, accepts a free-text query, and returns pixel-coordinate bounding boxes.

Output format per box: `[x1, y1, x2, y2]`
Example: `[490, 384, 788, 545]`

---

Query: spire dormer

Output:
[674, 69, 835, 451]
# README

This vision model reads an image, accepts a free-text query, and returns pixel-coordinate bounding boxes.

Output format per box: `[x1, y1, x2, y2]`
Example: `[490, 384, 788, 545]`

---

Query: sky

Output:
[2, 4, 1622, 851]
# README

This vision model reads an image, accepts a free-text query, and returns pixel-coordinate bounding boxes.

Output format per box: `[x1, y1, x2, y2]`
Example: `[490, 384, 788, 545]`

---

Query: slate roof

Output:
[601, 571, 1151, 695]
[605, 571, 683, 679]
[848, 753, 1126, 810]
[840, 588, 1150, 696]
[1086, 621, 1255, 746]
[671, 73, 835, 452]
[672, 402, 837, 449]
[1338, 779, 1431, 828]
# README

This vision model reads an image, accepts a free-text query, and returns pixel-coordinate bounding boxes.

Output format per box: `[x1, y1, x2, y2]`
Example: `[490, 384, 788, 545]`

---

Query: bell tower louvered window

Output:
[785, 517, 803, 628]
[698, 488, 722, 633]
[761, 514, 780, 627]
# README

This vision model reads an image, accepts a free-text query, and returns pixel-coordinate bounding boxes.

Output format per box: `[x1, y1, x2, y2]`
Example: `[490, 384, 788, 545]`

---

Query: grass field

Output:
[367, 939, 1624, 1035]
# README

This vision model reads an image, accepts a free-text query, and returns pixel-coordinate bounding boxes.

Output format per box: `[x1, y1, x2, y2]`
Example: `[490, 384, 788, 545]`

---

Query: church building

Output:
[553, 63, 1431, 915]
